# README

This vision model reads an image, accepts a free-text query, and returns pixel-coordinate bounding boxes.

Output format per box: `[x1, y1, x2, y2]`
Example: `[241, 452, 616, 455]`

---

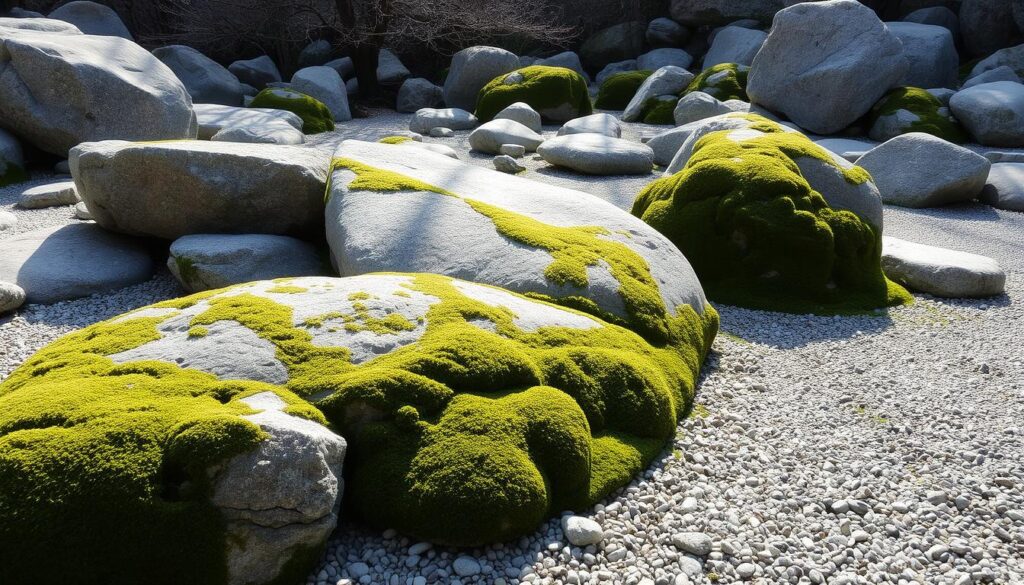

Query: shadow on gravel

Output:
[890, 202, 1002, 223]
[714, 303, 895, 349]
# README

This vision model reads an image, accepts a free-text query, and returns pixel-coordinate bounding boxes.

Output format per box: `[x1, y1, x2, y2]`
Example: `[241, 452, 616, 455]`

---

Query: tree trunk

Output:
[353, 42, 382, 100]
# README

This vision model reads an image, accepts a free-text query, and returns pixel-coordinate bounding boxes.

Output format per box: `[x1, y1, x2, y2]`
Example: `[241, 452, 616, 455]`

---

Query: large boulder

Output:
[537, 134, 654, 175]
[949, 81, 1024, 147]
[855, 133, 991, 208]
[702, 26, 766, 70]
[193, 103, 302, 140]
[291, 66, 352, 122]
[746, 0, 908, 135]
[475, 66, 592, 124]
[0, 21, 196, 155]
[397, 78, 444, 113]
[579, 21, 646, 72]
[325, 139, 711, 344]
[886, 22, 958, 89]
[980, 162, 1024, 211]
[969, 44, 1024, 81]
[153, 45, 243, 106]
[443, 46, 519, 111]
[376, 49, 410, 84]
[647, 18, 689, 48]
[960, 0, 1020, 58]
[881, 237, 1005, 297]
[669, 0, 785, 26]
[622, 66, 694, 123]
[70, 140, 330, 240]
[168, 234, 324, 292]
[0, 223, 153, 304]
[229, 55, 282, 90]
[48, 1, 132, 39]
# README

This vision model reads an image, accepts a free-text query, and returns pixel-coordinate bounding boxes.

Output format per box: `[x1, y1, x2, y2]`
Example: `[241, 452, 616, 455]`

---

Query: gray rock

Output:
[969, 44, 1024, 80]
[0, 127, 25, 182]
[963, 66, 1022, 90]
[580, 21, 646, 72]
[292, 66, 352, 122]
[153, 44, 244, 106]
[647, 18, 689, 48]
[622, 66, 695, 122]
[881, 236, 1006, 297]
[377, 48, 410, 84]
[229, 55, 281, 89]
[194, 103, 303, 140]
[856, 133, 991, 207]
[298, 39, 333, 68]
[0, 280, 25, 313]
[0, 224, 153, 304]
[0, 23, 196, 155]
[637, 48, 693, 72]
[672, 532, 713, 556]
[324, 56, 354, 79]
[537, 133, 654, 175]
[397, 78, 444, 113]
[817, 136, 876, 161]
[453, 557, 481, 577]
[18, 180, 78, 209]
[562, 516, 604, 547]
[74, 201, 93, 220]
[746, 0, 908, 135]
[557, 113, 622, 138]
[499, 143, 526, 158]
[903, 7, 959, 43]
[595, 60, 638, 86]
[48, 1, 131, 39]
[960, 0, 1019, 58]
[443, 46, 519, 111]
[494, 102, 542, 133]
[887, 22, 958, 89]
[673, 91, 744, 126]
[469, 119, 544, 154]
[493, 154, 525, 173]
[979, 162, 1024, 211]
[537, 51, 589, 83]
[670, 0, 784, 26]
[409, 108, 478, 134]
[949, 81, 1024, 147]
[702, 26, 766, 70]
[71, 140, 329, 240]
[7, 8, 44, 18]
[210, 122, 306, 145]
[429, 127, 454, 138]
[168, 234, 324, 292]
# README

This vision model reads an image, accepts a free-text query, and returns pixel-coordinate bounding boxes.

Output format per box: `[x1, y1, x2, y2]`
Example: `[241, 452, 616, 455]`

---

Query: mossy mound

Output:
[475, 66, 593, 124]
[594, 70, 653, 110]
[866, 87, 968, 144]
[632, 116, 911, 314]
[642, 97, 677, 125]
[0, 273, 717, 574]
[685, 63, 749, 102]
[250, 88, 335, 134]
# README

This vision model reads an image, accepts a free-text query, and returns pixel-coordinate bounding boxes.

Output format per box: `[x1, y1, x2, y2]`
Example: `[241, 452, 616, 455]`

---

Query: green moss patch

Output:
[594, 70, 653, 110]
[250, 88, 335, 134]
[642, 97, 677, 125]
[685, 63, 749, 102]
[632, 114, 910, 314]
[867, 87, 968, 144]
[475, 66, 592, 123]
[378, 136, 413, 144]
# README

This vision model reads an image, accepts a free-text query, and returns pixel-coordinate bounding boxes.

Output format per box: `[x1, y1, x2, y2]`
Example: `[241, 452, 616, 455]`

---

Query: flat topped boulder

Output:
[326, 140, 711, 343]
[168, 233, 325, 292]
[881, 236, 1006, 298]
[536, 133, 654, 175]
[409, 107, 478, 134]
[193, 103, 303, 139]
[70, 140, 330, 240]
[557, 113, 622, 138]
[950, 81, 1024, 147]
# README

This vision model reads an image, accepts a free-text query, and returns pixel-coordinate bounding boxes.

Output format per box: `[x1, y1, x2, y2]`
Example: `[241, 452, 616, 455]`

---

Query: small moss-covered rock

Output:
[475, 66, 592, 124]
[594, 70, 653, 110]
[250, 87, 335, 134]
[866, 87, 968, 143]
[641, 96, 678, 125]
[633, 116, 911, 314]
[685, 63, 749, 102]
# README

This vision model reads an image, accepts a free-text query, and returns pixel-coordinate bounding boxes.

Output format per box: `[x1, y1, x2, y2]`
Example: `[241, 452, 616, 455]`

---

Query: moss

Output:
[378, 136, 413, 144]
[249, 88, 335, 134]
[474, 66, 592, 123]
[0, 161, 29, 187]
[867, 87, 968, 144]
[266, 285, 308, 294]
[187, 325, 208, 338]
[685, 63, 749, 102]
[632, 115, 911, 314]
[174, 256, 200, 289]
[594, 70, 653, 110]
[641, 97, 677, 125]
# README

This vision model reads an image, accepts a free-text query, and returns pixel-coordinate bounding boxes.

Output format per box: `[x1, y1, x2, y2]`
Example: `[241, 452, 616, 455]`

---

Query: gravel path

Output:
[2, 113, 1022, 585]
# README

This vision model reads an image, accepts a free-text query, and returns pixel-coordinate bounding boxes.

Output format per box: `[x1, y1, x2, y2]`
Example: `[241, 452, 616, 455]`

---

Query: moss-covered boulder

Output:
[685, 63, 749, 102]
[866, 87, 968, 143]
[594, 70, 652, 110]
[249, 87, 335, 134]
[0, 272, 717, 583]
[633, 115, 911, 314]
[475, 66, 592, 124]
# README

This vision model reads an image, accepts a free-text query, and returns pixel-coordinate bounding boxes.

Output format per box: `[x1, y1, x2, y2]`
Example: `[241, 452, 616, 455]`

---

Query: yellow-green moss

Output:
[249, 88, 334, 134]
[266, 285, 308, 294]
[475, 66, 592, 123]
[632, 117, 910, 314]
[594, 70, 653, 110]
[187, 325, 209, 338]
[378, 136, 413, 144]
[867, 87, 968, 144]
[685, 63, 749, 102]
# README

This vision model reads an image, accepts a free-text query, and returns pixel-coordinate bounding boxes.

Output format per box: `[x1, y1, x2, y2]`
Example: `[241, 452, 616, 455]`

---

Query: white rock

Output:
[537, 133, 654, 175]
[493, 154, 525, 174]
[0, 281, 25, 313]
[671, 532, 712, 556]
[429, 127, 454, 138]
[17, 180, 78, 209]
[557, 113, 622, 138]
[494, 102, 542, 133]
[409, 108, 479, 134]
[881, 236, 1006, 297]
[210, 122, 306, 145]
[292, 66, 352, 122]
[0, 210, 16, 231]
[673, 91, 744, 126]
[193, 103, 303, 140]
[443, 46, 519, 111]
[499, 143, 527, 158]
[950, 81, 1024, 147]
[562, 516, 604, 547]
[623, 66, 695, 122]
[469, 119, 544, 154]
[74, 201, 93, 220]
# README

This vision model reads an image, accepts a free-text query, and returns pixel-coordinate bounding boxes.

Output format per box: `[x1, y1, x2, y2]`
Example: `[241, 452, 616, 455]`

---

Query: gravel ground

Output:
[2, 113, 1022, 585]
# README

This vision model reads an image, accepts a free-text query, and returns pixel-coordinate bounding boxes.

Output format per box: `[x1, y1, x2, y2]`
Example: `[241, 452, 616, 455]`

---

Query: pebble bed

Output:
[2, 113, 1022, 585]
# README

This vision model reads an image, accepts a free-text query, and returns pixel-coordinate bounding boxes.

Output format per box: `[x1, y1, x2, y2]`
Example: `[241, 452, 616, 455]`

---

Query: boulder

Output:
[397, 78, 444, 113]
[866, 87, 967, 143]
[193, 104, 303, 140]
[229, 55, 282, 90]
[960, 0, 1020, 58]
[0, 127, 26, 186]
[647, 18, 689, 48]
[746, 0, 908, 135]
[687, 62, 750, 101]
[537, 134, 654, 175]
[443, 46, 519, 111]
[0, 22, 196, 155]
[673, 91, 746, 126]
[494, 102, 542, 133]
[979, 162, 1024, 211]
[622, 66, 695, 122]
[969, 44, 1024, 80]
[210, 122, 305, 145]
[475, 66, 592, 124]
[637, 48, 693, 72]
[377, 48, 410, 84]
[248, 88, 334, 134]
[70, 140, 330, 240]
[856, 133, 991, 208]
[298, 39, 333, 68]
[409, 108, 479, 134]
[594, 70, 652, 110]
[168, 234, 324, 292]
[468, 119, 544, 154]
[326, 140, 710, 340]
[813, 137, 877, 163]
[17, 180, 78, 209]
[48, 1, 131, 39]
[557, 113, 622, 138]
[702, 26, 766, 70]
[324, 56, 354, 79]
[886, 22, 958, 89]
[493, 154, 525, 173]
[153, 45, 243, 106]
[963, 66, 1022, 90]
[595, 60, 638, 86]
[579, 21, 646, 72]
[949, 81, 1024, 147]
[536, 51, 589, 83]
[0, 223, 153, 303]
[291, 66, 352, 122]
[903, 7, 959, 43]
[881, 237, 1005, 297]
[669, 0, 785, 26]
[0, 280, 24, 313]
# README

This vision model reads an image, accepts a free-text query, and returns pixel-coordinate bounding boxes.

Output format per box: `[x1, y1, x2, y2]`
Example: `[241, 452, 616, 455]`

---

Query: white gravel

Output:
[2, 113, 1023, 585]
